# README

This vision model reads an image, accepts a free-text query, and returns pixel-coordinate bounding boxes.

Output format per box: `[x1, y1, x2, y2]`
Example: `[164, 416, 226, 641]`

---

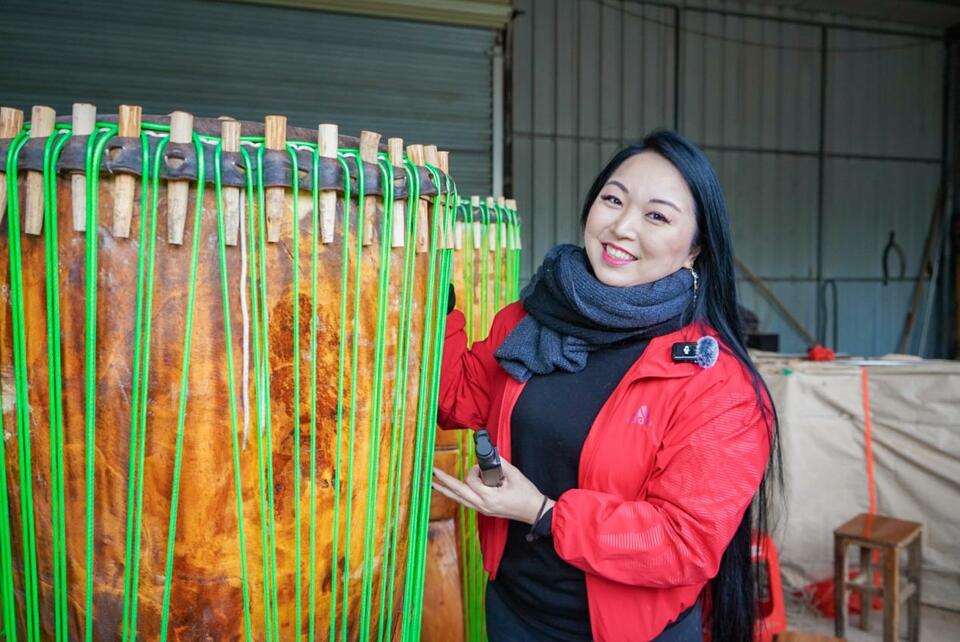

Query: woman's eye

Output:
[600, 194, 622, 207]
[647, 211, 669, 223]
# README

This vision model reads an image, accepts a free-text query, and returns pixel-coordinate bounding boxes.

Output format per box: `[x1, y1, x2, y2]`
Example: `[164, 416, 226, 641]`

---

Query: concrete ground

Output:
[783, 591, 960, 641]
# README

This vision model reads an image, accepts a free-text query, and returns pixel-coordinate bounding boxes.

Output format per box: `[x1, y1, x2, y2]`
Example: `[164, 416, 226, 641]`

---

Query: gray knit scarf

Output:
[495, 244, 694, 382]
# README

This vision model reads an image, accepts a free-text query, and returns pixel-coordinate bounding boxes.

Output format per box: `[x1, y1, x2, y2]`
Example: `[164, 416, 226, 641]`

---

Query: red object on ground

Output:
[754, 532, 787, 641]
[801, 572, 883, 618]
[806, 344, 836, 361]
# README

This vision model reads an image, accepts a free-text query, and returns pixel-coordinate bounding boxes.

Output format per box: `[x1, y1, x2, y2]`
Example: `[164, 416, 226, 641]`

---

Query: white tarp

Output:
[755, 354, 960, 611]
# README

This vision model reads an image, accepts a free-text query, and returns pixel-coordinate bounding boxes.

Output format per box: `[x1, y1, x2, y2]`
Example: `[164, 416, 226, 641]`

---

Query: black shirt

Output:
[491, 337, 650, 640]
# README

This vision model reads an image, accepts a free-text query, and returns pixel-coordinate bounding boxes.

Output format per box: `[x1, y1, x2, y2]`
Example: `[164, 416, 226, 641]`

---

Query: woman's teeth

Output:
[605, 244, 634, 260]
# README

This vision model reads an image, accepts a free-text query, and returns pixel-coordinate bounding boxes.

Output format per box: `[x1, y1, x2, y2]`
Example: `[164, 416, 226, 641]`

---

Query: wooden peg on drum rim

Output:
[506, 197, 521, 250]
[359, 130, 381, 247]
[318, 123, 338, 244]
[424, 145, 444, 248]
[448, 154, 463, 250]
[438, 150, 455, 249]
[112, 104, 141, 238]
[470, 195, 482, 250]
[502, 196, 514, 251]
[167, 110, 194, 244]
[406, 144, 429, 253]
[264, 115, 286, 243]
[69, 103, 97, 232]
[387, 137, 405, 248]
[0, 107, 25, 225]
[220, 119, 242, 246]
[497, 195, 508, 250]
[485, 196, 497, 252]
[454, 215, 464, 251]
[24, 105, 56, 235]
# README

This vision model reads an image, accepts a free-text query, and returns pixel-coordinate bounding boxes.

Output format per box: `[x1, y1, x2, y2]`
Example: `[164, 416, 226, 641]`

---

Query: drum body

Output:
[0, 113, 450, 640]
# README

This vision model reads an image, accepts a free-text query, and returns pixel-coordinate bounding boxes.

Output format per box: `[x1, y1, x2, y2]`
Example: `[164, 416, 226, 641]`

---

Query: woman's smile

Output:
[600, 242, 638, 266]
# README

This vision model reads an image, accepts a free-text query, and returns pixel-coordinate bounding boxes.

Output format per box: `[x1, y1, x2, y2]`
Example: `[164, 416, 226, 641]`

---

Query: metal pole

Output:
[815, 25, 828, 343]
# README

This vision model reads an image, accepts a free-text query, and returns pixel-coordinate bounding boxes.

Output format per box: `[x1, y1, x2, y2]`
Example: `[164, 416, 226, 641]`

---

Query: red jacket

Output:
[438, 302, 771, 641]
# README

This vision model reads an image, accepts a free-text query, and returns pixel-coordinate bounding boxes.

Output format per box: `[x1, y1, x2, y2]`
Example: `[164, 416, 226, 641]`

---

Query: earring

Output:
[688, 267, 699, 298]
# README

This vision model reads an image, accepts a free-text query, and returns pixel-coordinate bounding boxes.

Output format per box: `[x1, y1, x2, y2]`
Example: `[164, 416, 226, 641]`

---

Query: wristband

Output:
[525, 495, 550, 542]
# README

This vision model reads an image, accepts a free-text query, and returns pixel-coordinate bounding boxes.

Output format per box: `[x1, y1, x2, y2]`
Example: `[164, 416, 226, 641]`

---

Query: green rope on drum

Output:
[477, 200, 490, 340]
[377, 157, 420, 642]
[491, 202, 502, 312]
[336, 148, 367, 642]
[252, 144, 281, 642]
[286, 143, 304, 639]
[456, 198, 476, 642]
[157, 131, 208, 642]
[5, 127, 58, 642]
[84, 124, 119, 642]
[213, 141, 254, 642]
[504, 207, 517, 305]
[0, 138, 24, 642]
[508, 203, 521, 300]
[415, 167, 456, 637]
[0, 130, 29, 642]
[238, 145, 276, 642]
[463, 201, 475, 340]
[399, 166, 444, 642]
[505, 204, 515, 299]
[499, 200, 509, 305]
[474, 197, 495, 642]
[328, 150, 353, 642]
[357, 154, 394, 642]
[43, 129, 72, 642]
[403, 162, 455, 639]
[120, 131, 158, 642]
[504, 202, 513, 301]
[307, 147, 320, 642]
[469, 196, 492, 642]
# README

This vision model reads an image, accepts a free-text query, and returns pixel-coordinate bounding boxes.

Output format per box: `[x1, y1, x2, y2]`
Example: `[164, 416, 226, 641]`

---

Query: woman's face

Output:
[583, 151, 700, 288]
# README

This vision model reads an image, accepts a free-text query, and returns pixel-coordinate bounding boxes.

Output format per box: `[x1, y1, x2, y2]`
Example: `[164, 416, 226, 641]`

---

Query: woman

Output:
[432, 130, 779, 642]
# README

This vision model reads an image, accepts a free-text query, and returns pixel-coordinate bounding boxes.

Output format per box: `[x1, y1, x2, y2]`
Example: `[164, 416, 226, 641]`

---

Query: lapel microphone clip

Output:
[671, 336, 719, 369]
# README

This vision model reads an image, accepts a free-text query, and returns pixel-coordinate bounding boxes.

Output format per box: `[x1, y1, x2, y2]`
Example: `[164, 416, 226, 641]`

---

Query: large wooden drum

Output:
[0, 103, 456, 641]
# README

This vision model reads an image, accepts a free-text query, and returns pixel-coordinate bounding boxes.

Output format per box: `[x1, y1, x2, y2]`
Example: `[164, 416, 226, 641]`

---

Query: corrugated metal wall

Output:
[0, 0, 495, 195]
[511, 0, 946, 357]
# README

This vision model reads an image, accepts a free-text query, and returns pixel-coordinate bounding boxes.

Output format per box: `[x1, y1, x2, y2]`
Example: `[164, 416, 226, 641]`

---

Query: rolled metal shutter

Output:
[0, 0, 494, 194]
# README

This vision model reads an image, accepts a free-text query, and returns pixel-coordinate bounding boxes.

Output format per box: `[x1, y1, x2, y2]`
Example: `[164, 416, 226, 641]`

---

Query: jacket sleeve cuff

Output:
[532, 507, 553, 538]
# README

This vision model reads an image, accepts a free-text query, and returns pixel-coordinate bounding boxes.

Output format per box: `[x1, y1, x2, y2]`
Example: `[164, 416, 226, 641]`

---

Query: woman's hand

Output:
[432, 457, 555, 524]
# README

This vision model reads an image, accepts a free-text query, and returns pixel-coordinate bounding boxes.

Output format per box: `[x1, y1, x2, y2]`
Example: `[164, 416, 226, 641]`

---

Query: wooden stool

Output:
[834, 513, 922, 641]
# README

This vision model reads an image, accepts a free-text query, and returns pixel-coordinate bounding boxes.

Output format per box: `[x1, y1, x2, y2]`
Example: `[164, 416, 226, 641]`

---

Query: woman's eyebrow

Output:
[606, 179, 629, 193]
[650, 198, 681, 213]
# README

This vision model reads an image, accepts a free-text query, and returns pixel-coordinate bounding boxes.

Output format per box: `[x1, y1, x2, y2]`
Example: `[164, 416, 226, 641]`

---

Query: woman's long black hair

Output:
[580, 130, 782, 642]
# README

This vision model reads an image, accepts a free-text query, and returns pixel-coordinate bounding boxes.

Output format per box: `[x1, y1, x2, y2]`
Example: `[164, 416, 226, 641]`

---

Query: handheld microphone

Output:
[474, 430, 504, 487]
